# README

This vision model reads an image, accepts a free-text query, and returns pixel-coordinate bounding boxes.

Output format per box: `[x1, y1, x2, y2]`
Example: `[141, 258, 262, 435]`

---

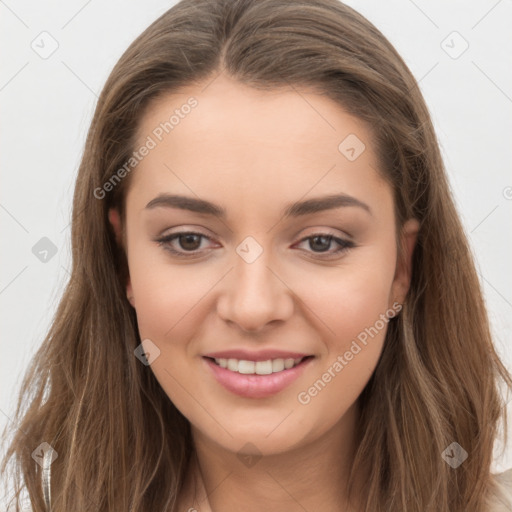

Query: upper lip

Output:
[203, 349, 313, 362]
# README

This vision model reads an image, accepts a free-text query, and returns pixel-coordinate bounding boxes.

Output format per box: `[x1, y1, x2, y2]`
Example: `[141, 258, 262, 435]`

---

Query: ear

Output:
[390, 218, 420, 307]
[108, 207, 123, 246]
[108, 208, 135, 307]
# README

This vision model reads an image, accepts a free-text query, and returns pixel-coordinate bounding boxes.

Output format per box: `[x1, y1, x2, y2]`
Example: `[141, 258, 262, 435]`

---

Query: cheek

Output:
[127, 245, 221, 344]
[290, 249, 395, 409]
[297, 251, 396, 350]
[317, 273, 389, 330]
[293, 272, 394, 438]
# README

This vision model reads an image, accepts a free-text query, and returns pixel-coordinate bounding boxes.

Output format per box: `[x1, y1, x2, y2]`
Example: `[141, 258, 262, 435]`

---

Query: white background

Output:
[1, 0, 511, 485]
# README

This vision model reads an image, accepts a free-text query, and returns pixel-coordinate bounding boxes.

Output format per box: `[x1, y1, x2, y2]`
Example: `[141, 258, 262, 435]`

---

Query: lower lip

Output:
[203, 356, 314, 399]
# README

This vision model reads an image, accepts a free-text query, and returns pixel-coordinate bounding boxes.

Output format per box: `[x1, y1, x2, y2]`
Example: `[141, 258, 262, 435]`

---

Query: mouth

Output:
[202, 355, 315, 398]
[204, 355, 313, 375]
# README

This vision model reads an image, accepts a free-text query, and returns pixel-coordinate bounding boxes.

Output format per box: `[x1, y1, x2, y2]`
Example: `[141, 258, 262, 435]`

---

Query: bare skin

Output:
[109, 72, 419, 511]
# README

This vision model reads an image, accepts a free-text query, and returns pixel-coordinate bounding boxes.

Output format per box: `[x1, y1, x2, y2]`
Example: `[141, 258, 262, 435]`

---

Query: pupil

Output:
[180, 234, 200, 250]
[310, 235, 331, 252]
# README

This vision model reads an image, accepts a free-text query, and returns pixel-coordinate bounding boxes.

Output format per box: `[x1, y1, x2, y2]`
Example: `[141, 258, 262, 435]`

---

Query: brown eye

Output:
[156, 231, 215, 257]
[294, 232, 355, 259]
[177, 233, 202, 251]
[308, 235, 333, 252]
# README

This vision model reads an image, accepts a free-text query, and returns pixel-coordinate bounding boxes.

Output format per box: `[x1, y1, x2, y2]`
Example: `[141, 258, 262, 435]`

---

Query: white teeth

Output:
[227, 358, 238, 371]
[213, 357, 306, 375]
[271, 358, 284, 372]
[255, 360, 273, 375]
[238, 360, 255, 374]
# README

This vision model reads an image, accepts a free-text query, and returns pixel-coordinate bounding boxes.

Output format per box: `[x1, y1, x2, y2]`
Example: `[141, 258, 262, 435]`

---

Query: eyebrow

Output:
[145, 193, 372, 218]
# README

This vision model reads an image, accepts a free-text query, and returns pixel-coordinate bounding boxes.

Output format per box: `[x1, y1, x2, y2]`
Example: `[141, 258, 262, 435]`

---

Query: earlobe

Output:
[392, 218, 420, 305]
[126, 281, 135, 308]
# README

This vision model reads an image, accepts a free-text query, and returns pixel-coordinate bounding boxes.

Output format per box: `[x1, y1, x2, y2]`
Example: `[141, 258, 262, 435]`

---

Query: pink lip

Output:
[203, 349, 311, 362]
[203, 356, 314, 399]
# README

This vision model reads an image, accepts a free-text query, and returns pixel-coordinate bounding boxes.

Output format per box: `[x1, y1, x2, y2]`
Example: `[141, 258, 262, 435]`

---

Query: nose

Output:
[216, 246, 294, 334]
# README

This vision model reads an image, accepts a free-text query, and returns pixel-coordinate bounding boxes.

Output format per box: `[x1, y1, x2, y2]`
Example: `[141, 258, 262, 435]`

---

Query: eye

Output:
[294, 233, 355, 259]
[156, 231, 216, 257]
[155, 230, 355, 259]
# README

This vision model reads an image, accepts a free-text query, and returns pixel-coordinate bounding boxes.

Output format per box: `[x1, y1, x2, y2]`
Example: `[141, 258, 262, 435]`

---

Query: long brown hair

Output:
[2, 0, 511, 510]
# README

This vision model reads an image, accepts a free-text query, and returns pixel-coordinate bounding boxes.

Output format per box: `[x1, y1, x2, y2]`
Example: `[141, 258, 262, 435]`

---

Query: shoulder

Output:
[486, 468, 512, 512]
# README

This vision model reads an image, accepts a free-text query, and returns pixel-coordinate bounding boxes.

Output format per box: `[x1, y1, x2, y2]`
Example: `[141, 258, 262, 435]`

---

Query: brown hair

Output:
[2, 0, 511, 510]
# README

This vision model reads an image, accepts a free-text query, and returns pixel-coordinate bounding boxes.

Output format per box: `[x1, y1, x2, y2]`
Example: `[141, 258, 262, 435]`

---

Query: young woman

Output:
[2, 0, 511, 510]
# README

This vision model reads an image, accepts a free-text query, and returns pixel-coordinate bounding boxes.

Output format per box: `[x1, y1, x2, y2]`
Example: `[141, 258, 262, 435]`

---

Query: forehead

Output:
[127, 74, 391, 220]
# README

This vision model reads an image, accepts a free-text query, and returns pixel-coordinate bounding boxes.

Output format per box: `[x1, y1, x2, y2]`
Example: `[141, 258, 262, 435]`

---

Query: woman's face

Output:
[112, 74, 418, 456]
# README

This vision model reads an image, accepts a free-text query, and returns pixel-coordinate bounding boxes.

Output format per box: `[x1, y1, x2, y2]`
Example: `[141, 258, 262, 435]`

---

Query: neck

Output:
[181, 401, 363, 512]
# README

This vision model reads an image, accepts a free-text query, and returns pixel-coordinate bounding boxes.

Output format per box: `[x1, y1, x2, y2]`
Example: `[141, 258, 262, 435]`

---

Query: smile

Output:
[209, 356, 306, 375]
[203, 356, 314, 398]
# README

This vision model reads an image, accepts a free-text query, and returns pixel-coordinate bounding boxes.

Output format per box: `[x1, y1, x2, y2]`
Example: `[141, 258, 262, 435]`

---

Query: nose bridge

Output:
[217, 235, 293, 331]
[235, 243, 275, 297]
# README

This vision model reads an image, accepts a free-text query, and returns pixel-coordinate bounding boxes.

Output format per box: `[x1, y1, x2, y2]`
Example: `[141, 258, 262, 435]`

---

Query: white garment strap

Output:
[41, 447, 53, 511]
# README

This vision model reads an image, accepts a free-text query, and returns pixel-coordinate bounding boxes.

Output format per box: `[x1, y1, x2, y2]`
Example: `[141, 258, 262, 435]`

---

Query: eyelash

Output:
[155, 230, 355, 260]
